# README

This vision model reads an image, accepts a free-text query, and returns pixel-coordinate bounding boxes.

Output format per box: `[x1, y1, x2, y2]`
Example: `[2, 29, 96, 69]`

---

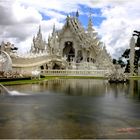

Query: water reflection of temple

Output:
[42, 79, 140, 98]
[129, 80, 140, 99]
[39, 79, 108, 96]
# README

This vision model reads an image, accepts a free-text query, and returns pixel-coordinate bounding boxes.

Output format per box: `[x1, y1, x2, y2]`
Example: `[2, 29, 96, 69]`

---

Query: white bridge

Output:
[41, 70, 109, 77]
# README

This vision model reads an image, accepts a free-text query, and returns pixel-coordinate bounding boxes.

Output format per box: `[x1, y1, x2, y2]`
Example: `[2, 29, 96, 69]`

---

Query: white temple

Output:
[0, 12, 114, 76]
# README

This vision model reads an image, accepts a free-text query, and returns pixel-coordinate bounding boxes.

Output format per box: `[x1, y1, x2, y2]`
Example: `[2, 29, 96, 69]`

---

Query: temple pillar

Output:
[75, 49, 78, 62]
[82, 49, 87, 62]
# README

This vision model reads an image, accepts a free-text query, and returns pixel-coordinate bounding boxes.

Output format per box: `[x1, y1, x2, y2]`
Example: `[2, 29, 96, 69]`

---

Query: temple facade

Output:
[30, 13, 113, 70]
[0, 12, 114, 75]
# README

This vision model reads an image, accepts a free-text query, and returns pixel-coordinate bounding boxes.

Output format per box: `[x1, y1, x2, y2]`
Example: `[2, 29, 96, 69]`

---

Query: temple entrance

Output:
[53, 63, 61, 69]
[40, 65, 44, 70]
[63, 41, 75, 62]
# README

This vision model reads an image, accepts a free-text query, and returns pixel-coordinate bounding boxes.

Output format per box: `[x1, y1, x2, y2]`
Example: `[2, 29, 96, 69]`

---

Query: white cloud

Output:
[13, 2, 42, 23]
[0, 0, 140, 58]
[96, 0, 140, 58]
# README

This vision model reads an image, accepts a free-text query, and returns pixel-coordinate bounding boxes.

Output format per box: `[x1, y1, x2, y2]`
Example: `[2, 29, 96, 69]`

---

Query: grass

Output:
[0, 75, 107, 85]
[0, 78, 44, 85]
[0, 76, 55, 85]
[129, 76, 140, 80]
[0, 75, 140, 86]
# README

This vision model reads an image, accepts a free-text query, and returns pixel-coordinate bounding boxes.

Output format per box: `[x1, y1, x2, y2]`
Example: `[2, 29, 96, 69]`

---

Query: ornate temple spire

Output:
[52, 24, 56, 36]
[38, 25, 41, 35]
[76, 10, 79, 18]
[87, 8, 94, 33]
[48, 34, 50, 41]
[30, 25, 46, 53]
[66, 15, 70, 26]
[37, 25, 43, 40]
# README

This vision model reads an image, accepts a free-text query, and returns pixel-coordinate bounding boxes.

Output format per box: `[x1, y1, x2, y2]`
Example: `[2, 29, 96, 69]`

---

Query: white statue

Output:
[130, 36, 135, 76]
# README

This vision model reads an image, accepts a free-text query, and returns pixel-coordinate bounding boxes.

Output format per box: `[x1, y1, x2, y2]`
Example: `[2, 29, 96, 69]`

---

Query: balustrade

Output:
[41, 70, 109, 77]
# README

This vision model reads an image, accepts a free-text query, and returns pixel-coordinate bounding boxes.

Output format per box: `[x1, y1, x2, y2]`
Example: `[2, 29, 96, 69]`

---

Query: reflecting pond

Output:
[0, 79, 140, 139]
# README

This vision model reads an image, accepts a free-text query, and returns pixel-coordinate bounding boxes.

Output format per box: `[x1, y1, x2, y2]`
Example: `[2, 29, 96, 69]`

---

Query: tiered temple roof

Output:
[58, 13, 102, 56]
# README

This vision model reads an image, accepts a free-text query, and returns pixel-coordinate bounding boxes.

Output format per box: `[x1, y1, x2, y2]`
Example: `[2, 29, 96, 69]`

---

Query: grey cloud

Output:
[0, 23, 38, 45]
[112, 47, 127, 59]
[0, 3, 16, 25]
[4, 24, 37, 41]
[0, 0, 41, 25]
[0, 1, 41, 44]
[22, 17, 40, 24]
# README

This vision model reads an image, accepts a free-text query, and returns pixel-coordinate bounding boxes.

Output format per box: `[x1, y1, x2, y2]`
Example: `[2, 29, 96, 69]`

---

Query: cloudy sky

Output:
[0, 0, 140, 58]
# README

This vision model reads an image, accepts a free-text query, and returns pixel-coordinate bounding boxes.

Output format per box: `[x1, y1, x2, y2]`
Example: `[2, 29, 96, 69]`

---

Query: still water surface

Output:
[0, 79, 140, 138]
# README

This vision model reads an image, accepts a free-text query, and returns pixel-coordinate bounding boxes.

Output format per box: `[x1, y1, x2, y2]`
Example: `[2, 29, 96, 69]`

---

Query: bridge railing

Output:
[41, 70, 110, 77]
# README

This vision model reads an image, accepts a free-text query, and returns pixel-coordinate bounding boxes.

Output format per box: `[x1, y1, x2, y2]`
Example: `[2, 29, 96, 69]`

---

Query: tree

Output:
[124, 60, 130, 73]
[112, 59, 117, 64]
[120, 48, 140, 73]
[112, 30, 140, 74]
[118, 58, 125, 68]
[133, 30, 140, 47]
[122, 49, 130, 58]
